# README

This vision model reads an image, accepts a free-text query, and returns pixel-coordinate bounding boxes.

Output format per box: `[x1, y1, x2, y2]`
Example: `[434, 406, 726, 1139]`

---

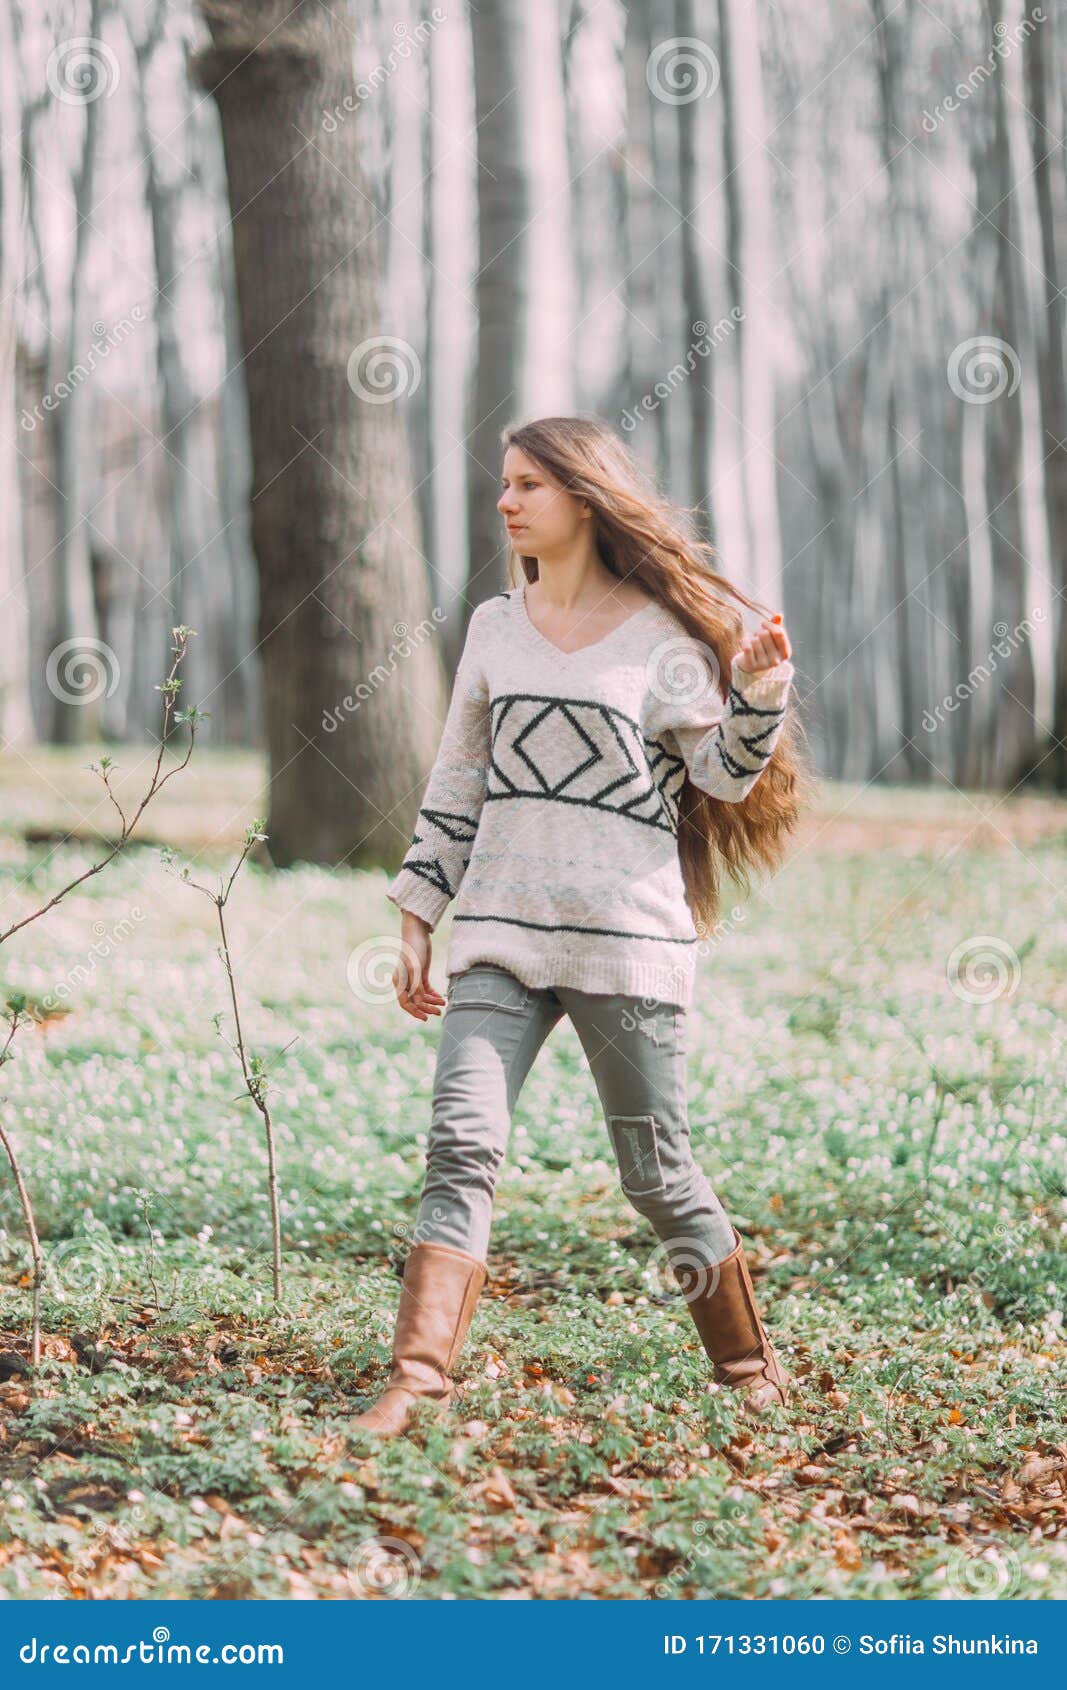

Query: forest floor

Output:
[0, 745, 1064, 1599]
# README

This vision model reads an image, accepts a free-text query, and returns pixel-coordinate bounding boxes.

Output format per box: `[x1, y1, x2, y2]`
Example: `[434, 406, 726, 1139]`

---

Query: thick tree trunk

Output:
[193, 0, 445, 869]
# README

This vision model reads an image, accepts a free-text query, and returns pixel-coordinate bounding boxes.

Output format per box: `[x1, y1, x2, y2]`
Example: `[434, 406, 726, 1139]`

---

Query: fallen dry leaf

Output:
[472, 1465, 518, 1512]
[795, 1464, 830, 1486]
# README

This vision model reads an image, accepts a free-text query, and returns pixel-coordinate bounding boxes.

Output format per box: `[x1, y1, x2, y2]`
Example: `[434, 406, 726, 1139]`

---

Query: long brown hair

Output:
[502, 416, 819, 939]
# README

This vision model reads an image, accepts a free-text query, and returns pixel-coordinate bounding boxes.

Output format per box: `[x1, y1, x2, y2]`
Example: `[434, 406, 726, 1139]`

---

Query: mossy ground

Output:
[0, 749, 1064, 1598]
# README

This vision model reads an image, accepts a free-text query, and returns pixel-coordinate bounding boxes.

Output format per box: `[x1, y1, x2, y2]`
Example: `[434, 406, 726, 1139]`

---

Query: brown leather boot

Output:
[350, 1240, 489, 1438]
[672, 1228, 791, 1412]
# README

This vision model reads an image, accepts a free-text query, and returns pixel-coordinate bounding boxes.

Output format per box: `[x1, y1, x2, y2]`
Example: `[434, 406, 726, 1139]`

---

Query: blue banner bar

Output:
[0, 1599, 1063, 1685]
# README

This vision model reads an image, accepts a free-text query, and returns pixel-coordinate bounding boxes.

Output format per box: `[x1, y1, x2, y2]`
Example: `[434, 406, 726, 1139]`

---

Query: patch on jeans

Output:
[607, 1114, 665, 1197]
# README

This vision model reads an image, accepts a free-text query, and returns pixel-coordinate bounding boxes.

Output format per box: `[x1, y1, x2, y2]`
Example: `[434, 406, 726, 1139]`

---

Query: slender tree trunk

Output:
[871, 0, 922, 779]
[622, 0, 670, 486]
[194, 0, 444, 868]
[970, 0, 1035, 786]
[717, 0, 782, 606]
[197, 89, 261, 747]
[561, 0, 594, 402]
[413, 23, 438, 606]
[1025, 6, 1067, 787]
[464, 0, 530, 652]
[675, 0, 713, 543]
[133, 3, 203, 744]
[47, 0, 105, 745]
[0, 0, 33, 746]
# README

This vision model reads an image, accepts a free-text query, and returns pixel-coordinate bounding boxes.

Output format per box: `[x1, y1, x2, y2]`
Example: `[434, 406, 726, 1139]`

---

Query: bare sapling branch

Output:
[0, 627, 204, 1368]
[164, 819, 290, 1304]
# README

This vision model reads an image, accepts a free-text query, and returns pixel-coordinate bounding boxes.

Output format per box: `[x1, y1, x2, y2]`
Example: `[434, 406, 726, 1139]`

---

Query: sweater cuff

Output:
[730, 652, 794, 707]
[386, 868, 451, 931]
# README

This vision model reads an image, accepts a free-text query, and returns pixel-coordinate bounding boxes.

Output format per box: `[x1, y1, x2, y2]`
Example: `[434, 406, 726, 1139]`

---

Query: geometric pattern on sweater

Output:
[715, 683, 788, 781]
[393, 806, 479, 900]
[486, 692, 686, 834]
[384, 583, 797, 1008]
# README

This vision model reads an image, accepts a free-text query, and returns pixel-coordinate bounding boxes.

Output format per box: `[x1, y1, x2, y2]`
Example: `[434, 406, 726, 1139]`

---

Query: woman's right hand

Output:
[394, 913, 448, 1020]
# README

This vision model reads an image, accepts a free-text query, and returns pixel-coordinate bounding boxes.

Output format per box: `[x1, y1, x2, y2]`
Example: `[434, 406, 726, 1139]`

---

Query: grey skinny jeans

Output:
[412, 963, 737, 1267]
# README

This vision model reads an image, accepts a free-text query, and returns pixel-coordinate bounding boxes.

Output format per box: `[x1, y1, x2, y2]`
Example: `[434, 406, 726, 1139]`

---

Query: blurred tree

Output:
[0, 0, 33, 746]
[193, 0, 447, 868]
[464, 0, 530, 647]
[46, 0, 106, 745]
[1025, 5, 1067, 789]
[622, 0, 671, 488]
[966, 0, 1034, 786]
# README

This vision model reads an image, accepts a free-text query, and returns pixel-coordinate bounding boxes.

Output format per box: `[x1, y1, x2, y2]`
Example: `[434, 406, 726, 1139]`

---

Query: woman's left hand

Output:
[734, 612, 792, 675]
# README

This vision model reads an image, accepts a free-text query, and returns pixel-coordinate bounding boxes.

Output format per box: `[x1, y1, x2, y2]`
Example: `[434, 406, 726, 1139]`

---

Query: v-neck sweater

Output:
[385, 582, 795, 1009]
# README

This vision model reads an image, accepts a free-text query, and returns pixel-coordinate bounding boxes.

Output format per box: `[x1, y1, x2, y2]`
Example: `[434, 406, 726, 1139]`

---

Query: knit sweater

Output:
[386, 581, 795, 1009]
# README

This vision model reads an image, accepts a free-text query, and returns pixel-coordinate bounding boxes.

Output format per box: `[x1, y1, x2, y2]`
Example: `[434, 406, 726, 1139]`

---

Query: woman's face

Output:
[497, 446, 586, 555]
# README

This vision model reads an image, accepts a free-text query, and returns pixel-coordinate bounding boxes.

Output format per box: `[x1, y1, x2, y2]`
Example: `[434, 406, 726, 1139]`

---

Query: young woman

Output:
[353, 416, 814, 1439]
